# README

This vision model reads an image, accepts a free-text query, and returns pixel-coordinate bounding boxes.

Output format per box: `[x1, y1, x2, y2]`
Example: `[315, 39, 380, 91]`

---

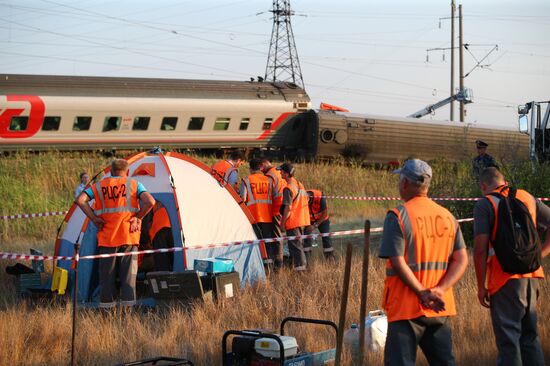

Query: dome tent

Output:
[54, 149, 265, 304]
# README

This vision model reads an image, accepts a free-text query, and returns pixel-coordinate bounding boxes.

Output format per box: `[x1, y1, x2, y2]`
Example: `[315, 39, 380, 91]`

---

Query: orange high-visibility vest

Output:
[149, 202, 171, 240]
[285, 178, 310, 230]
[242, 173, 272, 223]
[265, 167, 286, 216]
[485, 187, 544, 295]
[307, 189, 329, 223]
[91, 177, 140, 247]
[212, 160, 238, 190]
[382, 196, 458, 322]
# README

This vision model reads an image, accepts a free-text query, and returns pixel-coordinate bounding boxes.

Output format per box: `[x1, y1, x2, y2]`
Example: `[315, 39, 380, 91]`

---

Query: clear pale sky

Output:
[1, 0, 548, 128]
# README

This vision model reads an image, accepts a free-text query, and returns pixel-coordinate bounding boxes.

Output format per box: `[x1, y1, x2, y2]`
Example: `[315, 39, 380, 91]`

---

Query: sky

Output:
[1, 0, 549, 129]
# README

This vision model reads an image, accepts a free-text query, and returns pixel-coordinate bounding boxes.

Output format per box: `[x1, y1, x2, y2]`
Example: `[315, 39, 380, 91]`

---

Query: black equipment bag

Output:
[488, 187, 542, 274]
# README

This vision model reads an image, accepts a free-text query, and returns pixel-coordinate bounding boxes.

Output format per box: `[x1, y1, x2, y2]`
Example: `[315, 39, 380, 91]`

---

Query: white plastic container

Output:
[365, 310, 388, 352]
[254, 335, 298, 358]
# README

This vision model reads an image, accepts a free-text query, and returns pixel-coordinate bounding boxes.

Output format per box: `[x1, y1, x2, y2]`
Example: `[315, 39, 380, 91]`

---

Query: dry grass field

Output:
[1, 151, 549, 365]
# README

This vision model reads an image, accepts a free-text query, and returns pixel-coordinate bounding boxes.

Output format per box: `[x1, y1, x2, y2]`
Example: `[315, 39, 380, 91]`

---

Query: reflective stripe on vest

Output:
[308, 189, 329, 223]
[382, 196, 458, 322]
[243, 173, 272, 223]
[94, 177, 139, 216]
[286, 178, 310, 229]
[266, 167, 286, 215]
[484, 187, 544, 295]
[91, 177, 140, 247]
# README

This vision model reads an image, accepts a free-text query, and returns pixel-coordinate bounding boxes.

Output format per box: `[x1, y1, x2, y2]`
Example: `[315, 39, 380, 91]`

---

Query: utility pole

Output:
[450, 0, 455, 121]
[459, 4, 465, 122]
[264, 0, 304, 88]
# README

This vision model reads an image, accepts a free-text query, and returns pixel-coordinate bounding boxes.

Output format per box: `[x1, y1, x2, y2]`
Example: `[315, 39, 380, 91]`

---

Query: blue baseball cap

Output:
[393, 159, 432, 183]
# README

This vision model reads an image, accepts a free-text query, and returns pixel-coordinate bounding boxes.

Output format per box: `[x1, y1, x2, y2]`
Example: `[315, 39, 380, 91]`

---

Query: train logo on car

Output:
[0, 95, 45, 139]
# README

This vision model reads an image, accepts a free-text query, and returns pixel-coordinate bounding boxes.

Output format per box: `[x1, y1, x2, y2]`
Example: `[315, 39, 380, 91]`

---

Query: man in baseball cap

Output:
[392, 158, 432, 185]
[378, 158, 468, 365]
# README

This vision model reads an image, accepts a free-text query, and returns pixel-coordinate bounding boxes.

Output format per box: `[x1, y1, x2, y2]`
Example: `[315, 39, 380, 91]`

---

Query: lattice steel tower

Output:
[264, 0, 304, 88]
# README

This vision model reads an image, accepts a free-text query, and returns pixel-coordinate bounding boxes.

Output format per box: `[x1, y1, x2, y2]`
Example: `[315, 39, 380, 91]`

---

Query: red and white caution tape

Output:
[325, 195, 550, 202]
[324, 195, 482, 201]
[3, 195, 550, 221]
[0, 253, 73, 261]
[0, 218, 474, 262]
[0, 211, 68, 220]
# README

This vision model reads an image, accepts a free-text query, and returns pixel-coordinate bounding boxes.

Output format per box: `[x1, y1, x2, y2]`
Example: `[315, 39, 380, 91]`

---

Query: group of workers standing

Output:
[74, 143, 548, 365]
[380, 157, 550, 366]
[211, 150, 335, 271]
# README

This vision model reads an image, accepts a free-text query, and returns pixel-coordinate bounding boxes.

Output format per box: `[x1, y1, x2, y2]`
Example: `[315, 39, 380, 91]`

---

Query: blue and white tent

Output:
[54, 149, 265, 304]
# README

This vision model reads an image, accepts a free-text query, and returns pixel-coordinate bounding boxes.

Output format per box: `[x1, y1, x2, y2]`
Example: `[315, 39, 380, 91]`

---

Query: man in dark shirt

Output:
[472, 140, 498, 182]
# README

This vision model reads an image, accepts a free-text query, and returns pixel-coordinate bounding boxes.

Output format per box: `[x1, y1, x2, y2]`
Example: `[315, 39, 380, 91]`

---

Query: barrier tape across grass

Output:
[0, 218, 474, 262]
[2, 195, 549, 221]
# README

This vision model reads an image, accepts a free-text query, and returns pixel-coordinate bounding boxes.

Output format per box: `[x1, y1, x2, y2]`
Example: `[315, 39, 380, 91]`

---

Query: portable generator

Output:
[222, 317, 337, 366]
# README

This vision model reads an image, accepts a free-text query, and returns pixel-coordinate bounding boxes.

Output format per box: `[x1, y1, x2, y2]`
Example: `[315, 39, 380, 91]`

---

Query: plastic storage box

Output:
[193, 257, 234, 273]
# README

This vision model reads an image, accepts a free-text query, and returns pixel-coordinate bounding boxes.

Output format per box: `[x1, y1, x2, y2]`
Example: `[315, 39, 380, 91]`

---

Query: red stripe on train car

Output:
[256, 112, 295, 140]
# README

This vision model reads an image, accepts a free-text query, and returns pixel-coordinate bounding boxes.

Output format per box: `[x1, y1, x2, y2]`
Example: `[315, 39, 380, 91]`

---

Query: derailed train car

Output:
[0, 74, 528, 163]
[312, 110, 529, 163]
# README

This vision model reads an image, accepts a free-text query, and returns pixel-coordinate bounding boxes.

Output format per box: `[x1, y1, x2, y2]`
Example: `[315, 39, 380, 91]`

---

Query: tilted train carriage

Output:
[0, 74, 528, 163]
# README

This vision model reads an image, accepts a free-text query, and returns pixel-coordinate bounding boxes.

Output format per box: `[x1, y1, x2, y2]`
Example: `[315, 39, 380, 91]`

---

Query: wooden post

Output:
[358, 220, 371, 365]
[71, 243, 80, 366]
[335, 243, 353, 366]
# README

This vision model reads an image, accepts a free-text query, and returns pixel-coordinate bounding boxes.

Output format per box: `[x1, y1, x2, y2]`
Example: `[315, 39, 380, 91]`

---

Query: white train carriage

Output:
[0, 74, 311, 153]
[0, 74, 530, 164]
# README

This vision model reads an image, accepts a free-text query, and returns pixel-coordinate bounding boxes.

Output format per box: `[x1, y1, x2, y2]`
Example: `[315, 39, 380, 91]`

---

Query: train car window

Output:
[73, 116, 92, 131]
[132, 117, 150, 131]
[9, 116, 28, 131]
[214, 117, 230, 131]
[188, 117, 204, 130]
[262, 118, 273, 130]
[239, 118, 250, 131]
[42, 116, 61, 131]
[161, 117, 178, 130]
[103, 116, 121, 132]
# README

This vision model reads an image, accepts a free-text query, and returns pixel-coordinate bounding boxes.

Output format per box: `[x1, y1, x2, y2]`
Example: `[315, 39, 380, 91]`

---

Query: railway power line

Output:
[264, 0, 305, 89]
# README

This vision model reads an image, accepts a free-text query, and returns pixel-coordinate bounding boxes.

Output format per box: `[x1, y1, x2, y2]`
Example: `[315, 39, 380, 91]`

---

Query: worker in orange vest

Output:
[76, 159, 155, 308]
[279, 163, 310, 271]
[211, 150, 244, 192]
[139, 200, 173, 272]
[261, 156, 287, 245]
[379, 159, 468, 365]
[240, 158, 274, 263]
[303, 189, 335, 261]
[473, 167, 550, 366]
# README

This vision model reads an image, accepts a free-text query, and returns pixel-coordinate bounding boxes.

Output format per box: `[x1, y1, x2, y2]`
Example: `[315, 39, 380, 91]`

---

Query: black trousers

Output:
[384, 316, 456, 366]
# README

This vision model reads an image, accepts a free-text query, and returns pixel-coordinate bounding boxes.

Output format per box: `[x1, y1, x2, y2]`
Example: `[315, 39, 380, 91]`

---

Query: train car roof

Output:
[321, 110, 519, 132]
[0, 74, 310, 102]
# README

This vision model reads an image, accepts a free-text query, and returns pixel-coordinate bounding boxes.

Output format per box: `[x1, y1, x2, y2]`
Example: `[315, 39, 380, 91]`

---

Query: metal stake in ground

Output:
[70, 243, 80, 366]
[358, 220, 371, 365]
[335, 243, 353, 366]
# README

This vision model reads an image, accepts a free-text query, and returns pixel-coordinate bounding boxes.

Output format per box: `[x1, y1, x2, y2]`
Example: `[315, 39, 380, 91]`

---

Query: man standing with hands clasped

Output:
[379, 159, 468, 366]
[76, 159, 155, 308]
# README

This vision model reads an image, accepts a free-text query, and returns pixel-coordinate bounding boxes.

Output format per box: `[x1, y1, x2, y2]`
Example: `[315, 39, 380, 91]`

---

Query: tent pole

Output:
[71, 243, 80, 366]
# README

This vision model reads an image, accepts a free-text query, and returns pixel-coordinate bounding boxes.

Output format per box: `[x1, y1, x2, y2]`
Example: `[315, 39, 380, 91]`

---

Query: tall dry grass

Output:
[1, 151, 550, 365]
[1, 250, 549, 365]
